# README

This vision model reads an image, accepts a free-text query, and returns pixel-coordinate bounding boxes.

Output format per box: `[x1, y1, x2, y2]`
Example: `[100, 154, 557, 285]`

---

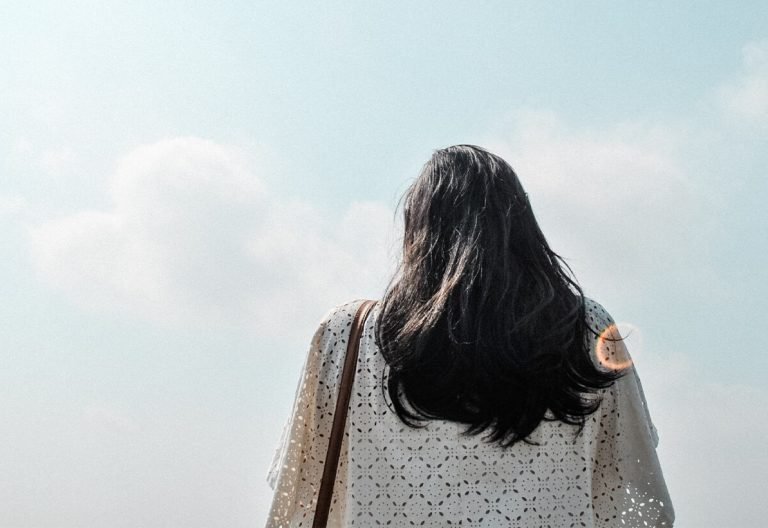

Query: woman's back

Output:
[266, 145, 673, 526]
[266, 298, 673, 527]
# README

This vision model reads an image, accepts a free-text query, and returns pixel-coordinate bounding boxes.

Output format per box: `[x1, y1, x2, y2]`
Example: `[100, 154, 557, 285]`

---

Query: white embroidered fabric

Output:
[266, 298, 674, 527]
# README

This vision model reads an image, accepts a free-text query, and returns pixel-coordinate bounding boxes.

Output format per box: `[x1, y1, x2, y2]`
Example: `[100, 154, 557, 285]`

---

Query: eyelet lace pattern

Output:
[266, 299, 673, 527]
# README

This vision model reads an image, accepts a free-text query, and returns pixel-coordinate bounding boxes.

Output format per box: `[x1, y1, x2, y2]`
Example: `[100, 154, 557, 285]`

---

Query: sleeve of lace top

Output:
[266, 313, 327, 487]
[265, 301, 362, 528]
[586, 300, 675, 527]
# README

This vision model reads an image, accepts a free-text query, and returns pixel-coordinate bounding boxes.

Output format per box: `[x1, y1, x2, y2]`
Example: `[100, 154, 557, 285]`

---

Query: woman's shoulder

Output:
[310, 299, 377, 346]
[317, 298, 375, 326]
[582, 296, 617, 334]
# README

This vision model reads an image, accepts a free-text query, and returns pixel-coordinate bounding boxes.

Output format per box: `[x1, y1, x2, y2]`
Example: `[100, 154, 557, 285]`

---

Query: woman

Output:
[266, 145, 674, 527]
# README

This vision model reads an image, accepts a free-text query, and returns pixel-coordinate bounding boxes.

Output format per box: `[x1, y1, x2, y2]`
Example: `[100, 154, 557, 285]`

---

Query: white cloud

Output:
[23, 117, 705, 334]
[26, 137, 396, 336]
[39, 146, 79, 175]
[718, 39, 768, 125]
[12, 137, 34, 157]
[0, 193, 28, 216]
[485, 110, 702, 300]
[83, 403, 139, 434]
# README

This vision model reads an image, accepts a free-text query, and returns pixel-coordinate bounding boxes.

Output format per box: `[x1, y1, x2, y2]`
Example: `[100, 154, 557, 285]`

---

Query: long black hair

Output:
[374, 145, 623, 447]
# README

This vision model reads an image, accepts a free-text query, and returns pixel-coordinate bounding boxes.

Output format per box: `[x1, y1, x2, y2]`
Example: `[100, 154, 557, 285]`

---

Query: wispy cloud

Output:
[26, 137, 396, 336]
[718, 39, 768, 126]
[83, 403, 139, 434]
[38, 146, 80, 175]
[0, 193, 28, 216]
[485, 109, 706, 301]
[27, 118, 702, 337]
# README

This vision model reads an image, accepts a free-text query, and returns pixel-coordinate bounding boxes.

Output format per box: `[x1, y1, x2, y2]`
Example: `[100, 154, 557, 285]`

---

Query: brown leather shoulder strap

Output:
[312, 299, 377, 528]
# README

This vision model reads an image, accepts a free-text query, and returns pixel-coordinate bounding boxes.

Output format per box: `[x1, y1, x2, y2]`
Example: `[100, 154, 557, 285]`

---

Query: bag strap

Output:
[312, 299, 377, 528]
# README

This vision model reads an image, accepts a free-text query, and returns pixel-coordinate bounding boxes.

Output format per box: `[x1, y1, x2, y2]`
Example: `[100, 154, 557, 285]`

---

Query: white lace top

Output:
[266, 298, 674, 527]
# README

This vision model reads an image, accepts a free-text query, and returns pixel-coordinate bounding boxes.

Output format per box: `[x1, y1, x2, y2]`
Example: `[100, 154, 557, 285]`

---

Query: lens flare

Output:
[596, 323, 633, 371]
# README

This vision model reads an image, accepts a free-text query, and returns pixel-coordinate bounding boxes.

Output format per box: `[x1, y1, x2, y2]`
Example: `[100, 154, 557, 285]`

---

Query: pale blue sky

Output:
[2, 2, 767, 527]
